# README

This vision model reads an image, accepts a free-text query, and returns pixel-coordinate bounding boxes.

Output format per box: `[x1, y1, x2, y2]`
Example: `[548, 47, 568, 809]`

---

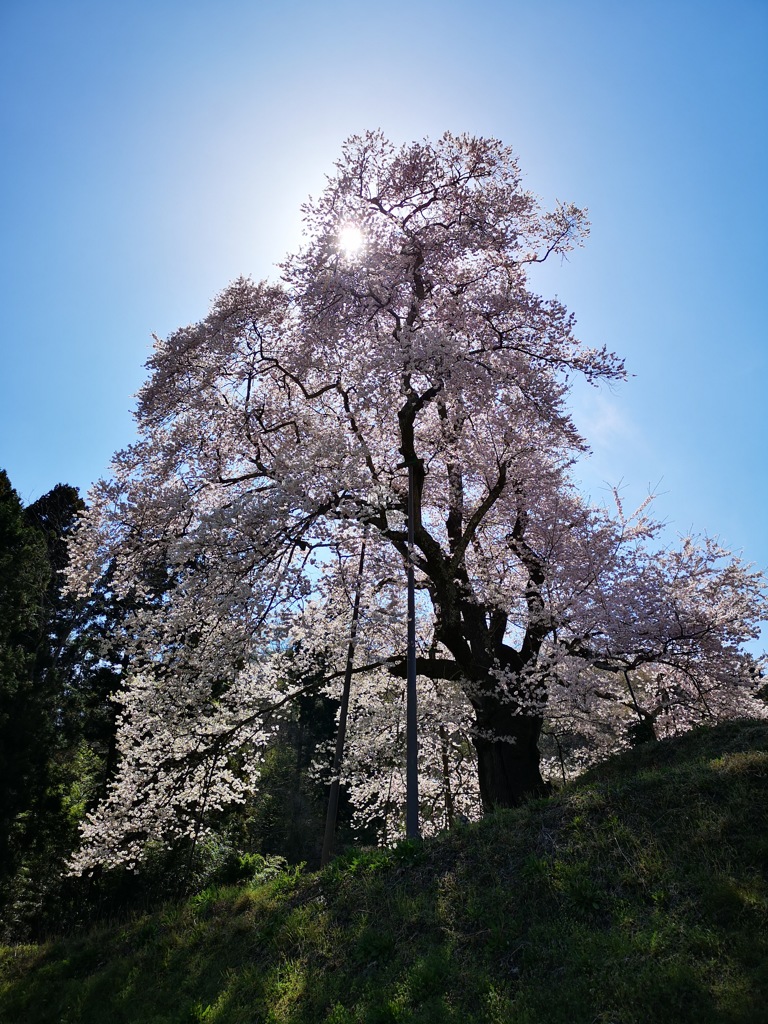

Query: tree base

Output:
[473, 715, 549, 811]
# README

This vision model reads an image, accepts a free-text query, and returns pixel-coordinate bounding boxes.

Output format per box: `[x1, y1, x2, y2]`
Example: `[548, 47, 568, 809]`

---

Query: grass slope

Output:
[1, 720, 767, 1024]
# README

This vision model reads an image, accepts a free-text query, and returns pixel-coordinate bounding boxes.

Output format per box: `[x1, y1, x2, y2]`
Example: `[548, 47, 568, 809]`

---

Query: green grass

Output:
[2, 720, 767, 1023]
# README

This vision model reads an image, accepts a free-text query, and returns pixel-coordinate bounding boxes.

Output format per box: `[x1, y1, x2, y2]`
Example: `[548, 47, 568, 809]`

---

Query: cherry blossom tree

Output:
[67, 132, 766, 870]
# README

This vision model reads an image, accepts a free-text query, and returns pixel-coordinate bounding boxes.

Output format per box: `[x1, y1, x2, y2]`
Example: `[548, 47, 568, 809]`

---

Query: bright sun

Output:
[338, 224, 364, 256]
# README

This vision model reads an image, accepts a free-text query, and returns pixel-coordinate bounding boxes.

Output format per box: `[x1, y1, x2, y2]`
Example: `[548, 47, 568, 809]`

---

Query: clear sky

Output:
[1, 1, 766, 641]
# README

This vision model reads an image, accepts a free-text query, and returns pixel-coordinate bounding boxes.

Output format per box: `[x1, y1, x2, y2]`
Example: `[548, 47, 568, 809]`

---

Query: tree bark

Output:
[472, 709, 549, 810]
[388, 652, 550, 810]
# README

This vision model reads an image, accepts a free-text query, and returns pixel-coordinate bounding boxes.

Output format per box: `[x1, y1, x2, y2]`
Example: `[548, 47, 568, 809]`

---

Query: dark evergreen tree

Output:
[0, 471, 52, 886]
[25, 485, 124, 794]
[0, 473, 126, 938]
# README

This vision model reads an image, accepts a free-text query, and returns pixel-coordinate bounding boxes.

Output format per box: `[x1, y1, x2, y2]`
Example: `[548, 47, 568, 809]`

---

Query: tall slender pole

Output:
[406, 462, 420, 839]
[320, 531, 367, 867]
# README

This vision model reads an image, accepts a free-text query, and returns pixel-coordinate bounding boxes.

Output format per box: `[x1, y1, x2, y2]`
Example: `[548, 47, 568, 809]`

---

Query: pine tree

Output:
[0, 471, 52, 883]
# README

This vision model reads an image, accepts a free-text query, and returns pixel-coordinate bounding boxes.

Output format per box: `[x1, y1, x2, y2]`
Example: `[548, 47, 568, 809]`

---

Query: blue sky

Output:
[1, 0, 766, 640]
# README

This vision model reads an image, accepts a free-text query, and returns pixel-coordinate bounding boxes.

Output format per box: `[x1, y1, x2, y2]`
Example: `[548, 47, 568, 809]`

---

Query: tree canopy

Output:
[67, 132, 766, 870]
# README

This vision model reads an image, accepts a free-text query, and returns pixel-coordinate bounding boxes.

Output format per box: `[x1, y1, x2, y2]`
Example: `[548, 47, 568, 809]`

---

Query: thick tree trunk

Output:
[391, 641, 551, 810]
[472, 710, 549, 811]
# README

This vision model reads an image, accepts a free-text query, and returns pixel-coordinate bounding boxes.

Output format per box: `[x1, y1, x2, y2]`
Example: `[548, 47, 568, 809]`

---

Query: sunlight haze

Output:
[1, 0, 765, 648]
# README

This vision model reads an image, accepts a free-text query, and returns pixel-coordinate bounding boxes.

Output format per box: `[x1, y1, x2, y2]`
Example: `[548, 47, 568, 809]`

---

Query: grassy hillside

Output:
[1, 720, 767, 1024]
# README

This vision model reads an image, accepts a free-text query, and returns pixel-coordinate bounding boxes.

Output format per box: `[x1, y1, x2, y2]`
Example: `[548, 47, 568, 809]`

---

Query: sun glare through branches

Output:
[338, 223, 364, 256]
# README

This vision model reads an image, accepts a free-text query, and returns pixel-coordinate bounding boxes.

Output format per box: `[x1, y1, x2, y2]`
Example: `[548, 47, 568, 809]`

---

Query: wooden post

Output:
[406, 462, 420, 839]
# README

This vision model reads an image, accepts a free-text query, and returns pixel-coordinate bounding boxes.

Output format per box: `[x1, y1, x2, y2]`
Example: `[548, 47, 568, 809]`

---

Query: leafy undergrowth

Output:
[2, 720, 767, 1024]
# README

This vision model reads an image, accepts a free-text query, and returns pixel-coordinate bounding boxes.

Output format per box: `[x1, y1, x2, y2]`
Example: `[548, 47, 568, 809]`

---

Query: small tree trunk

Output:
[472, 711, 548, 810]
[439, 724, 454, 828]
[320, 531, 367, 866]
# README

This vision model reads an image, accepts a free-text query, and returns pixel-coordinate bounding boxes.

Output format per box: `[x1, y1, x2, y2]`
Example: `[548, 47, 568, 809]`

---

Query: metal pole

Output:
[406, 461, 420, 839]
[320, 530, 368, 866]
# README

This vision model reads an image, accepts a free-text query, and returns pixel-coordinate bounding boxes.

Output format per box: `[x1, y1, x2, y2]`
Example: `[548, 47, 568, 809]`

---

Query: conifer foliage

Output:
[0, 470, 51, 883]
[0, 473, 125, 935]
